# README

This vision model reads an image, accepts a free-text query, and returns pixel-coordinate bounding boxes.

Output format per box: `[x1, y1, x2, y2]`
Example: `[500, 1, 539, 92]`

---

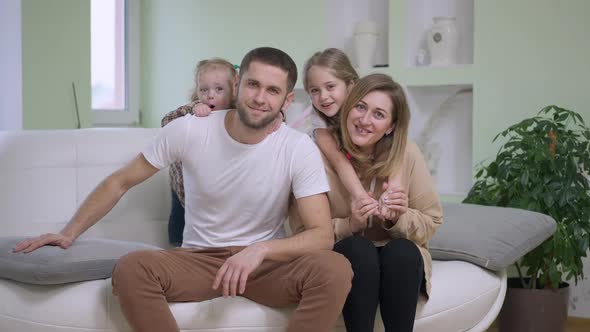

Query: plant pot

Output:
[498, 278, 569, 332]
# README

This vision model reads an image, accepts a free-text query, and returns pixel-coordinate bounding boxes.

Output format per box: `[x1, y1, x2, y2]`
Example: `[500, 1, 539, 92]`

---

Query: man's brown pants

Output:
[112, 247, 352, 332]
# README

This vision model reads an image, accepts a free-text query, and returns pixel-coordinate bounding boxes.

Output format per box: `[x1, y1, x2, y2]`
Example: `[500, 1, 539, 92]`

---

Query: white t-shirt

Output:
[143, 110, 329, 249]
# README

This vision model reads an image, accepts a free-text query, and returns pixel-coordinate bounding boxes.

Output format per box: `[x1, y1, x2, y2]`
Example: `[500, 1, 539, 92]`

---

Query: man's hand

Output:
[213, 243, 268, 297]
[13, 233, 74, 253]
[193, 102, 213, 117]
[350, 193, 379, 233]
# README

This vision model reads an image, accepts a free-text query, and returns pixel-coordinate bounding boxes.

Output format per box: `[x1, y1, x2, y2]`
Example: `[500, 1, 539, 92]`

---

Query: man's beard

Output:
[236, 101, 285, 130]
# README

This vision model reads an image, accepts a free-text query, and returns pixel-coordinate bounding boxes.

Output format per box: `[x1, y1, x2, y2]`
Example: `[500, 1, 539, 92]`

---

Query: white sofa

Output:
[0, 128, 506, 332]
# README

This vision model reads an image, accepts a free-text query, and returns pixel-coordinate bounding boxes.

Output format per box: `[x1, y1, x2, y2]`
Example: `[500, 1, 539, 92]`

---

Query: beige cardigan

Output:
[290, 140, 443, 296]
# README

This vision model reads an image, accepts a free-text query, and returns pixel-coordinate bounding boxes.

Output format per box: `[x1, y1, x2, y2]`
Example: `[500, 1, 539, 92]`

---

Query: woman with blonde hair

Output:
[296, 48, 403, 223]
[327, 73, 443, 331]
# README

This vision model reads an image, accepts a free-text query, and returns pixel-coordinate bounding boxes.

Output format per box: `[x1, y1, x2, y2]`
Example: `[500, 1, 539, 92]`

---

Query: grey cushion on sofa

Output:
[429, 203, 557, 271]
[0, 237, 162, 285]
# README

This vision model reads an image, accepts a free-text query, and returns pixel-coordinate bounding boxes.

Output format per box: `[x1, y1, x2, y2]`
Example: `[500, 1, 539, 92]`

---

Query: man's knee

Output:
[306, 250, 353, 292]
[112, 250, 157, 295]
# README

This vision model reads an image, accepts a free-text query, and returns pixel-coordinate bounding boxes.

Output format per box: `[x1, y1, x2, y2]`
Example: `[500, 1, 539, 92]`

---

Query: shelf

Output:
[403, 65, 474, 86]
[323, 0, 474, 80]
[371, 65, 474, 86]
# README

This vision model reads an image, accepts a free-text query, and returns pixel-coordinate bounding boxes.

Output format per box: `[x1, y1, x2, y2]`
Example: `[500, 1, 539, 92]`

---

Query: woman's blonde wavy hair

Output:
[338, 73, 410, 181]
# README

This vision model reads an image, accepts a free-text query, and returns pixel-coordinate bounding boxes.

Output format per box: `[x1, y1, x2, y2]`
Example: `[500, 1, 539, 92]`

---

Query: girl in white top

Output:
[302, 48, 402, 221]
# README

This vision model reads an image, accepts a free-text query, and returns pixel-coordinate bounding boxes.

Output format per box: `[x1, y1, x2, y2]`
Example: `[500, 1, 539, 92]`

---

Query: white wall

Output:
[0, 0, 23, 130]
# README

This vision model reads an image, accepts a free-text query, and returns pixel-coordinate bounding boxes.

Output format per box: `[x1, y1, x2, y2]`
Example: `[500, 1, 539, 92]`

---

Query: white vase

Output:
[353, 20, 379, 71]
[426, 17, 459, 66]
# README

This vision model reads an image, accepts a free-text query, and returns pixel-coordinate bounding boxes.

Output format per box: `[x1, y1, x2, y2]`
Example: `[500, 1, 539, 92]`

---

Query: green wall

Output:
[21, 0, 91, 129]
[140, 0, 590, 163]
[19, 0, 590, 155]
[140, 0, 325, 127]
[473, 0, 590, 164]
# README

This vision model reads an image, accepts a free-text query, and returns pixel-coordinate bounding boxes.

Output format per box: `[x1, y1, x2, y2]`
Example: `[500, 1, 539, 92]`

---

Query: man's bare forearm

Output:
[60, 175, 128, 240]
[60, 154, 159, 241]
[253, 193, 334, 262]
[253, 226, 334, 262]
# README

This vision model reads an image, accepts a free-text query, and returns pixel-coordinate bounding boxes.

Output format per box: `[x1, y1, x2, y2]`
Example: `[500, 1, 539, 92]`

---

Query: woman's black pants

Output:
[333, 236, 424, 332]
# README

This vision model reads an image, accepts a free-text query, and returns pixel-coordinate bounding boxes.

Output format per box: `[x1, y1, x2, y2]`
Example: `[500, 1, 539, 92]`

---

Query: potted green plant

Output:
[463, 105, 590, 331]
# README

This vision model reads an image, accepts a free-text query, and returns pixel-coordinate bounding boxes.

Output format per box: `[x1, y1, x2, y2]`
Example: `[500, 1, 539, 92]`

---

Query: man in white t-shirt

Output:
[14, 47, 352, 332]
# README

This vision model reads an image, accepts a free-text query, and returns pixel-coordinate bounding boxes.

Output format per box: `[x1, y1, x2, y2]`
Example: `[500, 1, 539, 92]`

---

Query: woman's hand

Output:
[349, 193, 379, 233]
[378, 182, 408, 223]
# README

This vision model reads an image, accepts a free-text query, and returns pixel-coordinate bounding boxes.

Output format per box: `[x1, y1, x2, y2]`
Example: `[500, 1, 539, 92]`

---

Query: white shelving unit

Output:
[401, 0, 475, 196]
[307, 0, 476, 197]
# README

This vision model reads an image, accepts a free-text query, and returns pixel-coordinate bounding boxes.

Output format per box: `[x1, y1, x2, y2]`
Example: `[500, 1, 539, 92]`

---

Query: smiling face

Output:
[196, 68, 234, 110]
[306, 65, 352, 118]
[339, 73, 410, 180]
[346, 90, 395, 154]
[235, 61, 293, 130]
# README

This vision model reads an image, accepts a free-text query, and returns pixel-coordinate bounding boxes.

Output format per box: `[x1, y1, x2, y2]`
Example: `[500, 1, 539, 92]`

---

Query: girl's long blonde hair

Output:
[303, 48, 359, 130]
[338, 73, 410, 180]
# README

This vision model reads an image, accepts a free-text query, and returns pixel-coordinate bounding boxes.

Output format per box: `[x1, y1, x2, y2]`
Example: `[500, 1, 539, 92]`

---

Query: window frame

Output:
[91, 0, 140, 127]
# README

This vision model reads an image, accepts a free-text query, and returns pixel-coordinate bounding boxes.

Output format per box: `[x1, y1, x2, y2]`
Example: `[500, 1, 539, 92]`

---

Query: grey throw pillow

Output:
[0, 237, 162, 284]
[429, 203, 557, 271]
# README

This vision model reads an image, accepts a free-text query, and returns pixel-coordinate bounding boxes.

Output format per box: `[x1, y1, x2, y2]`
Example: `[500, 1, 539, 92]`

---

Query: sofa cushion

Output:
[429, 203, 557, 271]
[0, 237, 161, 285]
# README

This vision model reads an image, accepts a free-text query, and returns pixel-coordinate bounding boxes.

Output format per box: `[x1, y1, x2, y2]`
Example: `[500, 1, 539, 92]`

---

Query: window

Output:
[91, 0, 139, 126]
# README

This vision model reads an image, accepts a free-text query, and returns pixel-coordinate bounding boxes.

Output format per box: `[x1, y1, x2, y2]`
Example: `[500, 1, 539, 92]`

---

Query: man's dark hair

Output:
[239, 47, 298, 92]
